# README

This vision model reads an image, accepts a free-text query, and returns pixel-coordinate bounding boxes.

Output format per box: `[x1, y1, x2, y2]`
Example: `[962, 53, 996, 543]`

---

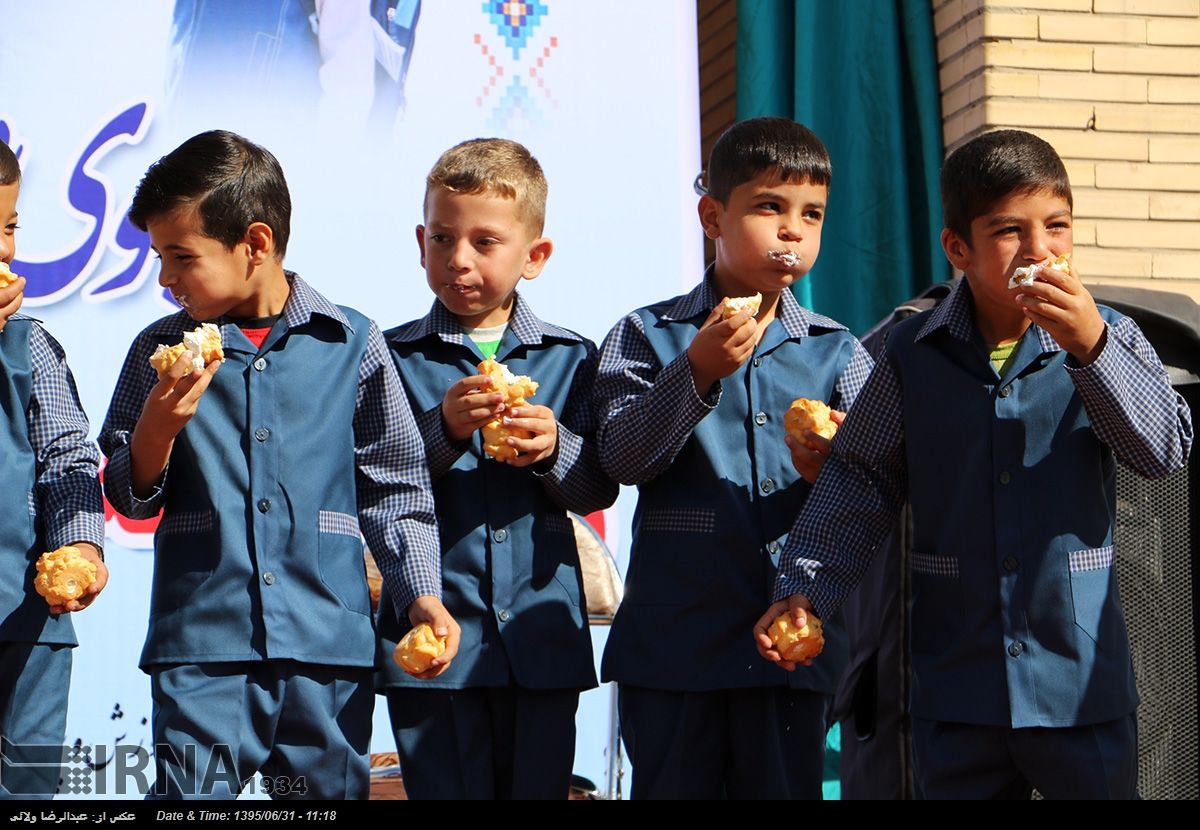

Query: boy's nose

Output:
[1024, 231, 1053, 262]
[447, 243, 472, 270]
[157, 266, 174, 287]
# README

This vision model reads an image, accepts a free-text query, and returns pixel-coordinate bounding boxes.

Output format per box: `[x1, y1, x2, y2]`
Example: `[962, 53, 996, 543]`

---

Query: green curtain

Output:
[736, 0, 947, 335]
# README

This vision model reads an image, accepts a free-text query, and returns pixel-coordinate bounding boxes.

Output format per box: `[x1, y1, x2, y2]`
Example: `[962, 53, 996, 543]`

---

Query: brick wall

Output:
[934, 0, 1200, 301]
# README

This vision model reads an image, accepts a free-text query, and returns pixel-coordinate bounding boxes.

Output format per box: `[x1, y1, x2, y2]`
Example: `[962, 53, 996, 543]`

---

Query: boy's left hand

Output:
[785, 409, 846, 484]
[48, 542, 108, 615]
[499, 404, 558, 467]
[406, 595, 461, 679]
[1015, 261, 1106, 365]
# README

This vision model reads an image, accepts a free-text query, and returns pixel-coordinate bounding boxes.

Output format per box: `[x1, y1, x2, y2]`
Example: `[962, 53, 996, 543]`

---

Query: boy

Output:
[756, 129, 1194, 799]
[595, 118, 874, 799]
[378, 138, 618, 800]
[1, 139, 107, 800]
[99, 130, 451, 800]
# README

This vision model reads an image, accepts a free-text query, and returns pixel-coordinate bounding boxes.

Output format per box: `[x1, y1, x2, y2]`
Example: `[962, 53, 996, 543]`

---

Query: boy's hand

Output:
[405, 595, 462, 679]
[442, 374, 505, 442]
[0, 276, 24, 332]
[785, 409, 846, 484]
[499, 404, 558, 467]
[130, 353, 220, 495]
[1015, 261, 1106, 365]
[753, 593, 815, 671]
[47, 543, 108, 615]
[686, 306, 758, 394]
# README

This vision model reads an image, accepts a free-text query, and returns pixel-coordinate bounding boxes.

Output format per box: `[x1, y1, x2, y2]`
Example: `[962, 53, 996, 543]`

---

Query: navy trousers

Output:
[0, 642, 72, 800]
[618, 685, 833, 799]
[149, 661, 373, 799]
[387, 685, 580, 800]
[912, 715, 1139, 799]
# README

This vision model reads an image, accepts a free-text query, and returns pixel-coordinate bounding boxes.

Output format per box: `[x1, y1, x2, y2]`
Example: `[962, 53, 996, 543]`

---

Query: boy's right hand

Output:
[686, 306, 758, 394]
[753, 593, 816, 671]
[441, 374, 505, 442]
[130, 352, 220, 496]
[406, 595, 462, 679]
[139, 351, 221, 439]
[0, 276, 24, 332]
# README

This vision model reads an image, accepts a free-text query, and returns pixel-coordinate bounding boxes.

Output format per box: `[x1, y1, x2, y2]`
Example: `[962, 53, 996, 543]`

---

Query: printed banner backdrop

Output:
[1, 0, 701, 798]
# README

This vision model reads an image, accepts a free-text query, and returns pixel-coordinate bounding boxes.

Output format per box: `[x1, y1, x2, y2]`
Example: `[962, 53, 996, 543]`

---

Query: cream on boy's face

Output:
[417, 188, 548, 330]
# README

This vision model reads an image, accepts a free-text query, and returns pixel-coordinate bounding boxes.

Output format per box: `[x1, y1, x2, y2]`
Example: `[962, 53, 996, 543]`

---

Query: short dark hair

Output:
[941, 129, 1072, 244]
[706, 117, 831, 204]
[129, 130, 291, 258]
[0, 140, 20, 186]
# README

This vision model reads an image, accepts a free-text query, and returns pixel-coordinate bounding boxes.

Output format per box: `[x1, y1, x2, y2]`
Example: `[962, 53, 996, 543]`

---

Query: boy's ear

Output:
[415, 224, 427, 268]
[940, 227, 973, 272]
[697, 194, 723, 240]
[245, 222, 274, 265]
[521, 237, 553, 281]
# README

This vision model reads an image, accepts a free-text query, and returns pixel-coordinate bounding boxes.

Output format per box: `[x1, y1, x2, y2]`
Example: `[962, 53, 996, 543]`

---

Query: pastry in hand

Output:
[393, 623, 448, 675]
[785, 398, 838, 450]
[148, 323, 225, 378]
[34, 545, 98, 607]
[768, 610, 825, 662]
[719, 292, 762, 320]
[1008, 252, 1071, 289]
[478, 358, 539, 460]
[0, 261, 20, 288]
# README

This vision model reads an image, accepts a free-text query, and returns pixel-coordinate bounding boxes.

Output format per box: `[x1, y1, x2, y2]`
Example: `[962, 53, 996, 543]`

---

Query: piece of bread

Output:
[478, 358, 539, 461]
[1008, 252, 1071, 290]
[34, 545, 97, 606]
[0, 261, 20, 288]
[393, 623, 448, 675]
[719, 292, 762, 320]
[784, 398, 838, 450]
[148, 323, 225, 377]
[768, 610, 825, 662]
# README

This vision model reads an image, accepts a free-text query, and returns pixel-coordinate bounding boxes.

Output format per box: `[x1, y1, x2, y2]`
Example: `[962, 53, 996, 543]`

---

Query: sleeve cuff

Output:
[103, 448, 167, 519]
[532, 424, 579, 482]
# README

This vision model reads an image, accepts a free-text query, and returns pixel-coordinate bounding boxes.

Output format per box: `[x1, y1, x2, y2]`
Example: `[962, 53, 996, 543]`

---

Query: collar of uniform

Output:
[275, 272, 355, 334]
[915, 277, 1061, 353]
[661, 269, 840, 340]
[392, 292, 580, 346]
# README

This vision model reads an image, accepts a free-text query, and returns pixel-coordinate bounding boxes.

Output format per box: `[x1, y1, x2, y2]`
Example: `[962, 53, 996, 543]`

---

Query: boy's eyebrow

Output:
[754, 190, 827, 209]
[985, 208, 1072, 227]
[426, 220, 509, 235]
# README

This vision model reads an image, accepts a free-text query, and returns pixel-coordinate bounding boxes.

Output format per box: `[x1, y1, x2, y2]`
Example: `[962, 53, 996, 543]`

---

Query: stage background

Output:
[1, 0, 702, 798]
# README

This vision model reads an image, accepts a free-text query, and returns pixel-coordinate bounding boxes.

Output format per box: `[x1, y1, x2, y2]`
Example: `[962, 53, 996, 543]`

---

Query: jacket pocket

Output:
[908, 551, 961, 655]
[639, 507, 717, 534]
[152, 509, 217, 613]
[317, 510, 370, 616]
[1068, 545, 1115, 644]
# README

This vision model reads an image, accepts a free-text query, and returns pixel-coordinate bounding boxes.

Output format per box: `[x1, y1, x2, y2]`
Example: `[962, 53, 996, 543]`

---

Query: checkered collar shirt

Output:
[915, 277, 1060, 356]
[663, 272, 847, 340]
[395, 292, 579, 348]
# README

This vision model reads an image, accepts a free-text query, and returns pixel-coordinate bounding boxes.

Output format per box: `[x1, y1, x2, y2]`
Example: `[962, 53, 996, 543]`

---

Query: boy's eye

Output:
[476, 238, 498, 247]
[429, 233, 450, 244]
[805, 210, 823, 222]
[757, 202, 781, 212]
